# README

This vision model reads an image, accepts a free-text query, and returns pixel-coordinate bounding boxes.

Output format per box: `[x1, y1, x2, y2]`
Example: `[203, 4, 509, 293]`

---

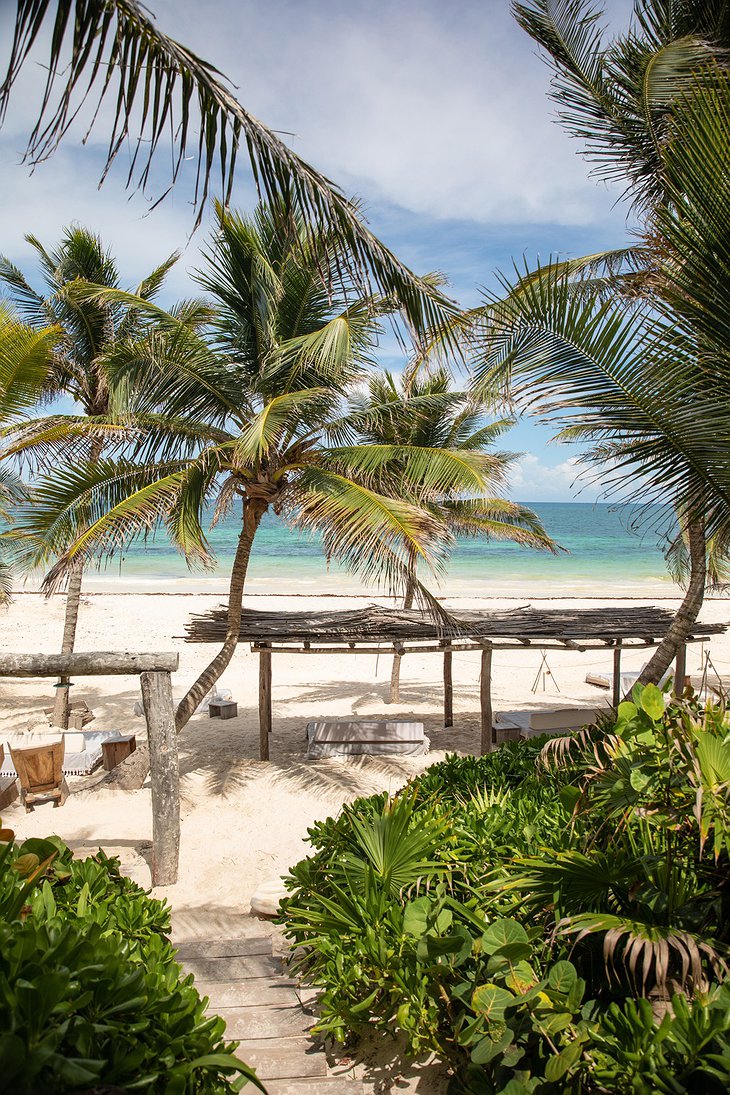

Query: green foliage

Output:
[282, 698, 730, 1092]
[0, 826, 258, 1093]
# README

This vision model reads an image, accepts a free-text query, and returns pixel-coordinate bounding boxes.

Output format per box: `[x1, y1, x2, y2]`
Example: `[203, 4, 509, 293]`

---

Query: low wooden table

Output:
[102, 734, 137, 771]
[209, 700, 238, 720]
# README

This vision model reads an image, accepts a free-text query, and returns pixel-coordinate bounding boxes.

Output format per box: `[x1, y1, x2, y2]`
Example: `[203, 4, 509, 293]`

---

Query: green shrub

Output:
[0, 828, 259, 1094]
[281, 693, 730, 1093]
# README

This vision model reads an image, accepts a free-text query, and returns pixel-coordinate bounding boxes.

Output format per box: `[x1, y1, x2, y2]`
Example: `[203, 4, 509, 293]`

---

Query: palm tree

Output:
[0, 227, 184, 727]
[0, 303, 57, 600]
[459, 0, 730, 684]
[0, 1, 453, 340]
[18, 203, 494, 742]
[347, 366, 557, 701]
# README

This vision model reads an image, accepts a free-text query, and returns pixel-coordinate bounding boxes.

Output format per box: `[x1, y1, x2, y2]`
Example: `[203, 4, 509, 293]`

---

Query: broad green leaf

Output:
[481, 918, 529, 957]
[547, 960, 578, 995]
[544, 1039, 584, 1082]
[471, 983, 514, 1021]
[640, 683, 665, 720]
[629, 768, 651, 792]
[402, 896, 432, 937]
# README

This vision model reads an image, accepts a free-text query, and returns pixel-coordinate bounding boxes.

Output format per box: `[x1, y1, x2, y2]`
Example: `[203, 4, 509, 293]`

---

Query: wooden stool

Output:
[209, 700, 238, 720]
[102, 734, 137, 771]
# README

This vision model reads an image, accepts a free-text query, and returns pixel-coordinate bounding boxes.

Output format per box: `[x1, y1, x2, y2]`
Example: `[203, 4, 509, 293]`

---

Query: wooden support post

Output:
[674, 643, 687, 698]
[259, 645, 272, 761]
[612, 641, 622, 708]
[480, 644, 493, 755]
[140, 670, 179, 887]
[443, 650, 453, 728]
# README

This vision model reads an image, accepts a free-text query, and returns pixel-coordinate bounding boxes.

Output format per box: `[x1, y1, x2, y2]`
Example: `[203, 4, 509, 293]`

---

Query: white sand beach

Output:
[2, 588, 729, 919]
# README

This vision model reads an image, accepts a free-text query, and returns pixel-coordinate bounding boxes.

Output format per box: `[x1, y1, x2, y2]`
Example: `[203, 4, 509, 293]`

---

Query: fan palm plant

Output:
[16, 203, 495, 741]
[0, 0, 453, 340]
[347, 367, 557, 701]
[0, 227, 186, 726]
[458, 0, 730, 684]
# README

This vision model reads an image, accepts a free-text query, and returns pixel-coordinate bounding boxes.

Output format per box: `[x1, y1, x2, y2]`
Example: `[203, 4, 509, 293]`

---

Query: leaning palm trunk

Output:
[175, 500, 266, 731]
[638, 516, 706, 687]
[388, 569, 416, 703]
[105, 500, 266, 791]
[50, 560, 83, 729]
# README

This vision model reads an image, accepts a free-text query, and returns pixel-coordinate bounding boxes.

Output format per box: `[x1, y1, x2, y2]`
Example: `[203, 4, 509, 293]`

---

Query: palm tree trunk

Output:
[638, 516, 706, 687]
[50, 560, 84, 729]
[388, 554, 417, 704]
[174, 499, 266, 731]
[101, 498, 266, 792]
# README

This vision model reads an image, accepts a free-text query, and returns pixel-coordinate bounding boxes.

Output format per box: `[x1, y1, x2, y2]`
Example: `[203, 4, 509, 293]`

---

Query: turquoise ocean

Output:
[86, 502, 683, 597]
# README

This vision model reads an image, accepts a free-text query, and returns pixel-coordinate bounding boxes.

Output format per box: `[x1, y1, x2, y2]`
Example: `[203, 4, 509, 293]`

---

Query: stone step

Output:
[264, 1082, 363, 1095]
[218, 1005, 314, 1040]
[237, 1044, 328, 1079]
[184, 954, 283, 980]
[197, 979, 298, 1009]
[175, 936, 273, 960]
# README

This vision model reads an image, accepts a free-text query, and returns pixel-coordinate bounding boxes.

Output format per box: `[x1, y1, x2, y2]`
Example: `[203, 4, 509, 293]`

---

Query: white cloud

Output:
[1, 0, 637, 237]
[508, 453, 603, 502]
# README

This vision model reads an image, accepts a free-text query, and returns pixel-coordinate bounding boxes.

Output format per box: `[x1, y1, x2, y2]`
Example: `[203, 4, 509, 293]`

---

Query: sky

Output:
[0, 0, 639, 502]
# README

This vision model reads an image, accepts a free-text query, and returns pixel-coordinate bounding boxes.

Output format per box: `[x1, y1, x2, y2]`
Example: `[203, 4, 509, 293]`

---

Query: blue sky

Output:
[0, 0, 638, 502]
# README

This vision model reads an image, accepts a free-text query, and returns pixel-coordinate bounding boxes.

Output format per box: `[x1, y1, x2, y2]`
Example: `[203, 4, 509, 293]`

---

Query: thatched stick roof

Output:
[184, 603, 726, 651]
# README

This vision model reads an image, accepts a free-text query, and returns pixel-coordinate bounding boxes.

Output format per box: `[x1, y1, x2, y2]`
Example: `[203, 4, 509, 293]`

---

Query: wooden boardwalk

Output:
[173, 913, 364, 1095]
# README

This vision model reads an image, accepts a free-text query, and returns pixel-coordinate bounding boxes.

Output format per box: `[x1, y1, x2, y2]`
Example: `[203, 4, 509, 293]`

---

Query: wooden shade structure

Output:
[185, 605, 727, 757]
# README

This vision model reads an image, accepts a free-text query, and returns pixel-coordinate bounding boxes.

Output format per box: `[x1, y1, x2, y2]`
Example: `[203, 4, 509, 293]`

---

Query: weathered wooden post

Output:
[480, 643, 493, 755]
[612, 640, 622, 708]
[443, 649, 453, 728]
[141, 669, 180, 887]
[674, 643, 687, 697]
[259, 644, 272, 761]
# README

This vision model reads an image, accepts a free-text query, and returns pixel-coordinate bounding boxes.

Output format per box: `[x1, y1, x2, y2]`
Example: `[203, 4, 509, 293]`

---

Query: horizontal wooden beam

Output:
[0, 652, 179, 678]
[250, 636, 709, 655]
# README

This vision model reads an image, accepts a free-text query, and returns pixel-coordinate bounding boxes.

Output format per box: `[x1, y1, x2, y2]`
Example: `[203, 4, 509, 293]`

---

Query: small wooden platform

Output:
[209, 700, 239, 719]
[174, 915, 365, 1094]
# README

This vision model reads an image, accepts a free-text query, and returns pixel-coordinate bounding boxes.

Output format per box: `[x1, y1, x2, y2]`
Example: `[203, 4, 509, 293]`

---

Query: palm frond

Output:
[0, 304, 57, 419]
[0, 0, 456, 337]
[290, 467, 453, 622]
[10, 458, 190, 588]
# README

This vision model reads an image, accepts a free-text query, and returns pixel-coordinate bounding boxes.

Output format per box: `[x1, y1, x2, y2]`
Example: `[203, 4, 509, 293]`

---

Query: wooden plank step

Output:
[175, 937, 273, 960]
[217, 1006, 313, 1039]
[183, 954, 283, 980]
[171, 911, 269, 941]
[235, 1045, 327, 1079]
[264, 1082, 363, 1095]
[196, 980, 298, 1009]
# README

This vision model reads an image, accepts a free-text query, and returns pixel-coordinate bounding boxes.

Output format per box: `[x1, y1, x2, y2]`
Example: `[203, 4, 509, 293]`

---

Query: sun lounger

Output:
[10, 739, 69, 811]
[0, 746, 18, 809]
[586, 665, 671, 694]
[494, 707, 602, 740]
[1, 730, 118, 778]
[306, 719, 429, 759]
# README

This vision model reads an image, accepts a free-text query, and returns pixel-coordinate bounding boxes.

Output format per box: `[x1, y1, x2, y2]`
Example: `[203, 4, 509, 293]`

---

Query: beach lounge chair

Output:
[10, 739, 69, 812]
[306, 719, 429, 759]
[494, 707, 602, 740]
[0, 746, 19, 809]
